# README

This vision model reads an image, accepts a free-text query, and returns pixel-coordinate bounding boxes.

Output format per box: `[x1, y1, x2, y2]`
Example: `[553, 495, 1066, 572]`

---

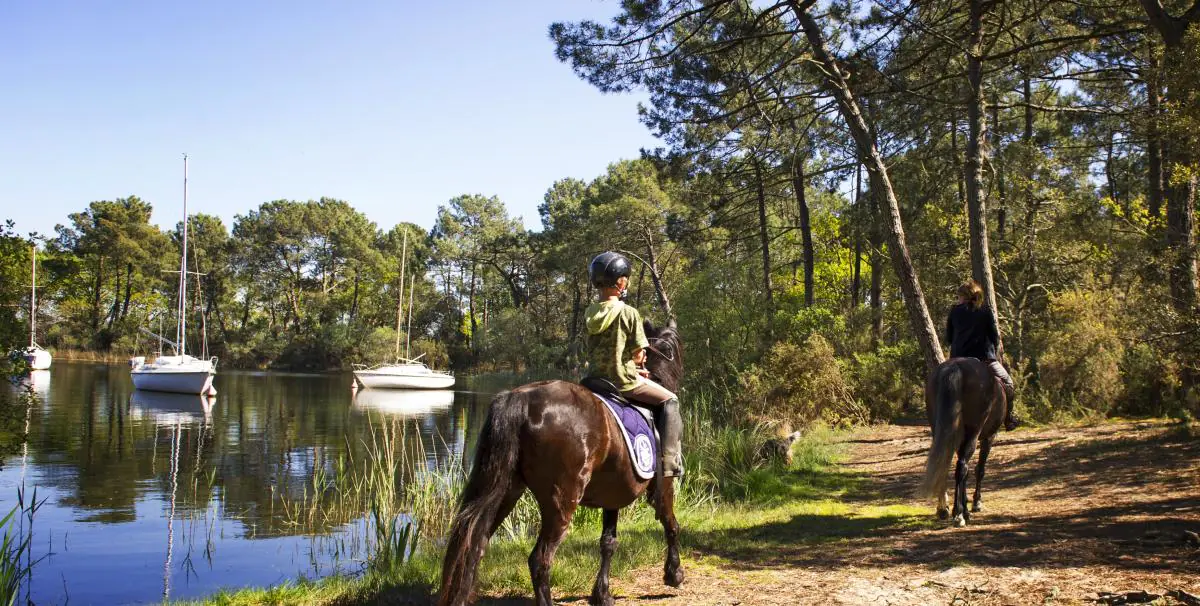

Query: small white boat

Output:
[352, 388, 454, 417]
[131, 155, 218, 396]
[353, 228, 454, 391]
[353, 359, 455, 390]
[131, 355, 217, 396]
[11, 243, 52, 370]
[19, 346, 52, 371]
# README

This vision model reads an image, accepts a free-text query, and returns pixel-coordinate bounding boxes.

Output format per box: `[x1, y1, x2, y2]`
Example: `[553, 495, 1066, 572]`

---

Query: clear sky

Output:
[0, 1, 656, 238]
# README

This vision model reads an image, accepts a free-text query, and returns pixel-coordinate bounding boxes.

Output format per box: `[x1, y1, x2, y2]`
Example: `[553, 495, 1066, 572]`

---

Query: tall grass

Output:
[217, 393, 846, 602]
[0, 487, 44, 606]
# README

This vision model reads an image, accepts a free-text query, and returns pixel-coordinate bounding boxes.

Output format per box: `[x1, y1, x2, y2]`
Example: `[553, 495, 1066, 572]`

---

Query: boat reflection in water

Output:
[10, 369, 51, 398]
[351, 388, 454, 418]
[129, 390, 214, 425]
[128, 389, 214, 601]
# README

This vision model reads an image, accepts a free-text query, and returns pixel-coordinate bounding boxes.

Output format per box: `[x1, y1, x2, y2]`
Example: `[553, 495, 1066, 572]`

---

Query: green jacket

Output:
[584, 300, 649, 391]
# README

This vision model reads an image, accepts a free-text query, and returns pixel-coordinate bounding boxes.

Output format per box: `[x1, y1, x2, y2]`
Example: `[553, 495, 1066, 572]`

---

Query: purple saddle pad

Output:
[592, 393, 657, 480]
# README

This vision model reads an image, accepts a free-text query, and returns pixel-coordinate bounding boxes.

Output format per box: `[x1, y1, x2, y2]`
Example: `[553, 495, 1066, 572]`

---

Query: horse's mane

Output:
[643, 320, 683, 392]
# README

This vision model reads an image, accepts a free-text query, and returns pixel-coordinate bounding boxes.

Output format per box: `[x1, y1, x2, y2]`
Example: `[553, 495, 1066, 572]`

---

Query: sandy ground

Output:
[585, 421, 1200, 606]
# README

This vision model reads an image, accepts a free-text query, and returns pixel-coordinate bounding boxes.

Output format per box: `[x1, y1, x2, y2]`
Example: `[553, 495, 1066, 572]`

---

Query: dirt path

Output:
[599, 421, 1200, 605]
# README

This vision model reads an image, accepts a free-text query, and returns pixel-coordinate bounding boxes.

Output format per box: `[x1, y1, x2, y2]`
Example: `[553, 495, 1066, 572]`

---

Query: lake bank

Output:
[193, 419, 1200, 605]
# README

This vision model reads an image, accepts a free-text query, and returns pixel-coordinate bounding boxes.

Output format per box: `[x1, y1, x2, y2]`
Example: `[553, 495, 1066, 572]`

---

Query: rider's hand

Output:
[637, 368, 650, 378]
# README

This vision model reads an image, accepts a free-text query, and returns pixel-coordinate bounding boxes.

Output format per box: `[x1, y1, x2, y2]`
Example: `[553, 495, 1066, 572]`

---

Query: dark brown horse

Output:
[438, 320, 684, 606]
[918, 357, 1008, 527]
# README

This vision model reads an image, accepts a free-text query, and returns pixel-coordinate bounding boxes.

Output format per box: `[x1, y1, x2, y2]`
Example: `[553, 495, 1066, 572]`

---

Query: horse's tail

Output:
[438, 390, 527, 606]
[918, 363, 963, 500]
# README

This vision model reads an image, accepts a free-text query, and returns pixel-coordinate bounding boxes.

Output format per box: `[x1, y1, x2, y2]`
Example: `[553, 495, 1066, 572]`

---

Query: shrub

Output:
[739, 335, 865, 426]
[850, 341, 924, 421]
[1031, 288, 1124, 417]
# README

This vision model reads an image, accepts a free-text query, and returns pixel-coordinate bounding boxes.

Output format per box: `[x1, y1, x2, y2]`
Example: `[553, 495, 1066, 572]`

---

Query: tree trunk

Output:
[869, 191, 884, 347]
[792, 1, 945, 371]
[1139, 1, 1200, 311]
[468, 262, 477, 352]
[965, 0, 1001, 334]
[993, 98, 1007, 240]
[952, 115, 966, 213]
[754, 159, 774, 335]
[91, 256, 104, 330]
[121, 263, 134, 320]
[642, 227, 674, 319]
[349, 267, 360, 323]
[107, 272, 121, 331]
[1147, 45, 1165, 219]
[851, 163, 863, 309]
[792, 154, 815, 307]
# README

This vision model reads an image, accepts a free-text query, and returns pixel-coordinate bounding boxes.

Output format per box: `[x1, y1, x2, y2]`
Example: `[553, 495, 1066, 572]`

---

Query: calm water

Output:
[0, 362, 504, 605]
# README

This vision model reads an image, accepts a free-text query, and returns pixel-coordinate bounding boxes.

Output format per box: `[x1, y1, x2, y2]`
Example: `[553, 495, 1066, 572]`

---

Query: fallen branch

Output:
[1168, 589, 1200, 606]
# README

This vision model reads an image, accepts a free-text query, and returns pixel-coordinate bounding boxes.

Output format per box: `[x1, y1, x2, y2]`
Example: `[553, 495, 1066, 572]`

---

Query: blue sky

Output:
[0, 1, 656, 238]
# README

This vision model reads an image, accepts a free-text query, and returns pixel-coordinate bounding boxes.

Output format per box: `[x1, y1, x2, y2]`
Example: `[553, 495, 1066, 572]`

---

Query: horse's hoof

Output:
[589, 593, 615, 606]
[936, 508, 950, 520]
[971, 502, 983, 513]
[953, 514, 967, 528]
[664, 567, 685, 588]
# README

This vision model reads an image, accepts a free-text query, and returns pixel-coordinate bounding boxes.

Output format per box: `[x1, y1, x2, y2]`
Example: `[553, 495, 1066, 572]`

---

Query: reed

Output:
[0, 487, 44, 606]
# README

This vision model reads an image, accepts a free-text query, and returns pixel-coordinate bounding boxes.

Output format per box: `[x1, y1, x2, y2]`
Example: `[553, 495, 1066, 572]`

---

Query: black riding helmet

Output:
[589, 251, 632, 288]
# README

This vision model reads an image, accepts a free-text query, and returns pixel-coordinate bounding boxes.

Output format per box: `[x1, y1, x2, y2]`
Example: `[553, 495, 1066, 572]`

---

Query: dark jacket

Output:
[946, 303, 999, 361]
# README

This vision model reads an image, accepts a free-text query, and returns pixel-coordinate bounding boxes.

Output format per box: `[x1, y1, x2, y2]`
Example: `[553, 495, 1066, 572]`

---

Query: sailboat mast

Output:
[405, 274, 415, 359]
[29, 243, 36, 348]
[394, 229, 408, 360]
[178, 154, 189, 357]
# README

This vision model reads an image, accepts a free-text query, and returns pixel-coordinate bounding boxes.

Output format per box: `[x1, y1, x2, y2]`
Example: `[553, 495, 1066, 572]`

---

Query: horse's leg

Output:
[937, 489, 951, 520]
[590, 509, 619, 606]
[487, 480, 527, 539]
[972, 434, 994, 513]
[529, 485, 582, 606]
[652, 477, 684, 587]
[952, 436, 978, 528]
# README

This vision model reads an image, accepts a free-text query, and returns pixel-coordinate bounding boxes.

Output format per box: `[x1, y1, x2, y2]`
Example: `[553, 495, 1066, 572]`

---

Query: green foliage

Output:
[850, 342, 925, 422]
[1030, 288, 1125, 419]
[739, 335, 865, 427]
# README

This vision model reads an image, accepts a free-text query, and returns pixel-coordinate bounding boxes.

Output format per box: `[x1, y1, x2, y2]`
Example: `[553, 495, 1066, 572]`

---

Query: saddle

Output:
[581, 377, 658, 480]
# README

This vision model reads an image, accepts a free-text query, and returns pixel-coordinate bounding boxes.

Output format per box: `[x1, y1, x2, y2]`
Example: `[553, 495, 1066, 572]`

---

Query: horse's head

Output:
[643, 318, 683, 393]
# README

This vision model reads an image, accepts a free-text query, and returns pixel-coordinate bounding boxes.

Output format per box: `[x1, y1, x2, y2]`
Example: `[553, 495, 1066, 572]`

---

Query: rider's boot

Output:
[1002, 383, 1021, 431]
[657, 398, 684, 478]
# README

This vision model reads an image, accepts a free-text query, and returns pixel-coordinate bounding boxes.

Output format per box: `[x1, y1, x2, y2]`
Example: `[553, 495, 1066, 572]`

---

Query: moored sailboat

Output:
[352, 229, 454, 390]
[131, 155, 217, 396]
[12, 243, 52, 370]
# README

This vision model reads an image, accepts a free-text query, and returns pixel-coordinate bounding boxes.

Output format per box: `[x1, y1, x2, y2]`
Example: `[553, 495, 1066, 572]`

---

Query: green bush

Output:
[739, 334, 865, 426]
[1030, 288, 1124, 417]
[850, 341, 924, 421]
[1119, 342, 1185, 418]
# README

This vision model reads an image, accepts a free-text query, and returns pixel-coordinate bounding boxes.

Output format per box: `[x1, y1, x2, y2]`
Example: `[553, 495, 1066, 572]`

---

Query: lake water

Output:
[0, 362, 507, 605]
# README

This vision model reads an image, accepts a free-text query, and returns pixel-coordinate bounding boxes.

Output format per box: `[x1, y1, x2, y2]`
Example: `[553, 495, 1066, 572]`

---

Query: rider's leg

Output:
[987, 359, 1020, 430]
[623, 378, 684, 477]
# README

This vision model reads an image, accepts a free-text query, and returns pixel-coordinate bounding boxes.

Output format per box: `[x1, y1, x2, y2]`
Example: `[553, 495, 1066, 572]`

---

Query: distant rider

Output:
[946, 279, 1021, 430]
[583, 251, 684, 477]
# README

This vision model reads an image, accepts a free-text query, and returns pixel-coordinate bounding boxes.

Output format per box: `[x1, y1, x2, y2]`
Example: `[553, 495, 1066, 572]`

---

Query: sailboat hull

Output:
[131, 370, 215, 395]
[21, 347, 52, 370]
[353, 371, 455, 390]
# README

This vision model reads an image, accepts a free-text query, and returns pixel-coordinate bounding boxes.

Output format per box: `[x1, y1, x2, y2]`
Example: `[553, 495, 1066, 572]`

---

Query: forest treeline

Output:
[3, 0, 1198, 424]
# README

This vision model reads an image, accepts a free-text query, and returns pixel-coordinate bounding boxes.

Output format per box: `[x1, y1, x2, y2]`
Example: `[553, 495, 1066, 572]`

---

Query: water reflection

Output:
[0, 362, 506, 604]
[130, 390, 214, 425]
[352, 388, 454, 417]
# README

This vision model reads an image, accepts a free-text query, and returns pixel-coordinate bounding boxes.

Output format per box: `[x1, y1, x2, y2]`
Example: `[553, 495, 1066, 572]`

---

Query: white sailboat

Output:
[131, 155, 217, 396]
[13, 243, 52, 370]
[353, 229, 455, 390]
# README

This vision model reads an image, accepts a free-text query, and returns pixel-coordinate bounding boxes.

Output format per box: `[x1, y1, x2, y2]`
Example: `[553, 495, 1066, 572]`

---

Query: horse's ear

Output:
[668, 317, 677, 330]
